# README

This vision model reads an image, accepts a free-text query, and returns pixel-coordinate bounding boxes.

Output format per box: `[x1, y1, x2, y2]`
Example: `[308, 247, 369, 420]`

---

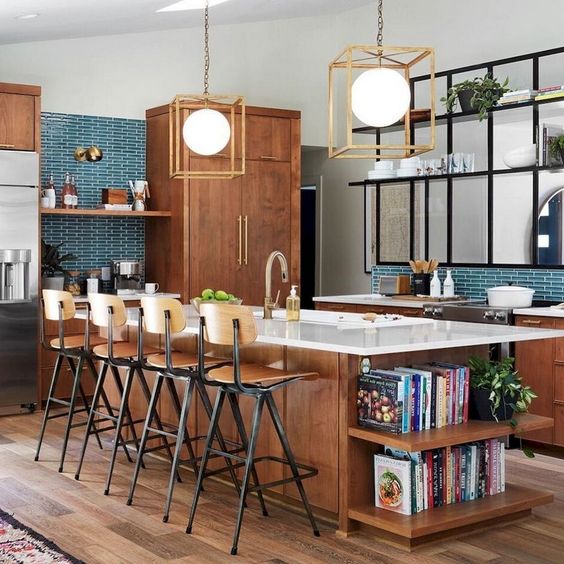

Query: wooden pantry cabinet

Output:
[515, 315, 564, 445]
[0, 82, 41, 152]
[145, 104, 300, 305]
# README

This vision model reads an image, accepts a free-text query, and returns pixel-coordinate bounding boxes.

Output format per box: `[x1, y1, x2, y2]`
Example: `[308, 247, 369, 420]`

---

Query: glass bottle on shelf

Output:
[45, 173, 56, 209]
[70, 174, 78, 209]
[61, 172, 73, 209]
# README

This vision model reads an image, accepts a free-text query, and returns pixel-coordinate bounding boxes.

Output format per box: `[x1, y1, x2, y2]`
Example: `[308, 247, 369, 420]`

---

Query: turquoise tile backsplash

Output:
[372, 266, 564, 302]
[41, 112, 146, 274]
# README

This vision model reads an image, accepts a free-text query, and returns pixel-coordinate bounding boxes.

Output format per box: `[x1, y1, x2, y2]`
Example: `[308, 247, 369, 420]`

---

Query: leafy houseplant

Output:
[549, 134, 564, 165]
[468, 356, 537, 457]
[441, 73, 510, 121]
[41, 240, 77, 290]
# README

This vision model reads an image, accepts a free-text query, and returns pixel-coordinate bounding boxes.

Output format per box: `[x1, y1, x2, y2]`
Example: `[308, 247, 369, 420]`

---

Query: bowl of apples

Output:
[191, 288, 242, 314]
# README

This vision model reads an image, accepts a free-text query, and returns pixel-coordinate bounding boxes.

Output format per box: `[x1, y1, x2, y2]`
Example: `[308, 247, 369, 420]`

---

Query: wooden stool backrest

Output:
[200, 303, 257, 346]
[42, 289, 75, 321]
[89, 294, 127, 328]
[141, 297, 186, 334]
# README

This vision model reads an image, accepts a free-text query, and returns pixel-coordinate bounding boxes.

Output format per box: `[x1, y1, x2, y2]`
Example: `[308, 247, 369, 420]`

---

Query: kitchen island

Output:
[79, 306, 564, 549]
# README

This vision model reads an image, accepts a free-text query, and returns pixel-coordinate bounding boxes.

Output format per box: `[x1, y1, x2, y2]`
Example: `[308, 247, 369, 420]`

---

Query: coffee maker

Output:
[111, 260, 142, 293]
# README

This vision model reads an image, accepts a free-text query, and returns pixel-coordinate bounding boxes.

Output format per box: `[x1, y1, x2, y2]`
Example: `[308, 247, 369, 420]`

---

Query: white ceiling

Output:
[0, 0, 374, 45]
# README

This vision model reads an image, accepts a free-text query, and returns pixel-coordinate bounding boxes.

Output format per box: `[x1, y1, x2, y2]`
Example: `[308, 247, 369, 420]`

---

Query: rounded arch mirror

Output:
[538, 187, 564, 265]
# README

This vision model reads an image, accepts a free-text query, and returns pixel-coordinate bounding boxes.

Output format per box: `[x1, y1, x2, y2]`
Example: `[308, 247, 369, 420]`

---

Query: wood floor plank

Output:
[1, 412, 564, 563]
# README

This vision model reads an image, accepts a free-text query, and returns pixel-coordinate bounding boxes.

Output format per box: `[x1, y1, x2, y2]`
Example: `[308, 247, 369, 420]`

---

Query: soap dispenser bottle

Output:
[430, 270, 441, 297]
[443, 270, 455, 298]
[286, 285, 300, 321]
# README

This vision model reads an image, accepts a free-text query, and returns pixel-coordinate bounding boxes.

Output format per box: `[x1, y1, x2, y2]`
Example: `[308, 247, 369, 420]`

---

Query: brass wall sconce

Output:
[74, 145, 104, 162]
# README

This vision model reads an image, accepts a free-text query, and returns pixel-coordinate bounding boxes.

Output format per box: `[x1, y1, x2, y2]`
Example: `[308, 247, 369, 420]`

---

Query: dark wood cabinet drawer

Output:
[315, 302, 355, 313]
[394, 307, 422, 317]
[355, 304, 389, 315]
[515, 316, 555, 329]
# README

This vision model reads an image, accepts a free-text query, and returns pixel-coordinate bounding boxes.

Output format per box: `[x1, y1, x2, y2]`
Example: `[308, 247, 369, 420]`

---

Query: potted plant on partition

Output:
[41, 239, 77, 291]
[549, 134, 564, 166]
[441, 73, 510, 120]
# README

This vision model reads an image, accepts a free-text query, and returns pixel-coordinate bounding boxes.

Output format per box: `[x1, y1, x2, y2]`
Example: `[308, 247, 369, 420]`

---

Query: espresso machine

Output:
[111, 260, 142, 293]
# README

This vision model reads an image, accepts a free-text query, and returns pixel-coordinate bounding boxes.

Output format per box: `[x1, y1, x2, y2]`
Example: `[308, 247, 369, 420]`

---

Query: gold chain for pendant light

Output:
[203, 0, 210, 96]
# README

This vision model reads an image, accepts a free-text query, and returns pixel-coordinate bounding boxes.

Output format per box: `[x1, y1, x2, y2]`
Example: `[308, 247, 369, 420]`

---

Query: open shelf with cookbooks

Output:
[342, 361, 554, 550]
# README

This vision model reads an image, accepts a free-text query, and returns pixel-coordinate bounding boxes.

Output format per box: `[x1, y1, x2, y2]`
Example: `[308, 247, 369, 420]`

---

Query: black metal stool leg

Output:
[75, 362, 109, 480]
[186, 389, 226, 535]
[231, 395, 265, 556]
[162, 377, 195, 523]
[265, 393, 319, 537]
[104, 366, 135, 495]
[165, 376, 199, 478]
[135, 367, 178, 476]
[227, 392, 268, 516]
[35, 353, 64, 462]
[126, 372, 164, 506]
[67, 356, 103, 450]
[58, 356, 85, 473]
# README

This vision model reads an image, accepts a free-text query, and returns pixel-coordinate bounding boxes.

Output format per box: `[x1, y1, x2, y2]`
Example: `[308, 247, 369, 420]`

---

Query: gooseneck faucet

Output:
[264, 250, 289, 319]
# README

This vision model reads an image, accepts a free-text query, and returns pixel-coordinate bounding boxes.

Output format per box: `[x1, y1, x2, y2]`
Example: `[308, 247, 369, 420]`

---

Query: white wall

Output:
[2, 0, 563, 294]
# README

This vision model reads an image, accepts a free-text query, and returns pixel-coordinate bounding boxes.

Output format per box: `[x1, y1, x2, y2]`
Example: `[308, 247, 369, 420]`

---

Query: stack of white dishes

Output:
[396, 156, 420, 178]
[368, 160, 396, 180]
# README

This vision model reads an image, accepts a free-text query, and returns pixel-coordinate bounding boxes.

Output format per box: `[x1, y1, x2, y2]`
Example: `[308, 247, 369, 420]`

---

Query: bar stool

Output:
[126, 297, 257, 523]
[74, 294, 173, 496]
[186, 303, 320, 556]
[35, 290, 109, 472]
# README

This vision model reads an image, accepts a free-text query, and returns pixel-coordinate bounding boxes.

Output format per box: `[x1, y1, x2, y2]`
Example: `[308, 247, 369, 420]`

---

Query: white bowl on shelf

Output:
[502, 145, 536, 168]
[368, 170, 396, 180]
[373, 160, 394, 170]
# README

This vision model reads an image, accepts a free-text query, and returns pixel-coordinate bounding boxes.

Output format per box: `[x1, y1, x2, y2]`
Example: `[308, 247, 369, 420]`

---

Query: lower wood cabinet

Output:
[515, 315, 560, 445]
[316, 301, 422, 317]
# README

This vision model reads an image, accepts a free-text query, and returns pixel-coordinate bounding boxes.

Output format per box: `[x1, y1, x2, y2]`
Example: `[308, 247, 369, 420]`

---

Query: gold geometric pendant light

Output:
[169, 0, 245, 179]
[328, 0, 435, 159]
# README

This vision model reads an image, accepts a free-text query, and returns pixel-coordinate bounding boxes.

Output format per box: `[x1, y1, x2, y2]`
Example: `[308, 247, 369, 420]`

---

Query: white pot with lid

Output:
[486, 285, 535, 308]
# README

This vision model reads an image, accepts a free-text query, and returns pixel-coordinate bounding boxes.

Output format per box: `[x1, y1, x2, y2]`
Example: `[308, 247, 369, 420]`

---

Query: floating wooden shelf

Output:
[348, 413, 553, 451]
[348, 484, 553, 542]
[41, 208, 171, 217]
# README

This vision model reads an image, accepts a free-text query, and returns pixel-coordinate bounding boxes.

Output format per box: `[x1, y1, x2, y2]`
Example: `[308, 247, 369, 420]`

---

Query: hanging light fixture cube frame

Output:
[169, 93, 246, 179]
[328, 45, 436, 159]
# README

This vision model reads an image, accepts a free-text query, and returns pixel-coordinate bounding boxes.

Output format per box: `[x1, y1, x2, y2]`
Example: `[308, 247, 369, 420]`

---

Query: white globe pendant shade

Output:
[351, 68, 411, 127]
[182, 108, 231, 155]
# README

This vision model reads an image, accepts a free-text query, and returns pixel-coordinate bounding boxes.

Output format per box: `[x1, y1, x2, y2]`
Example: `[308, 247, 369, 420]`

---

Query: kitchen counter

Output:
[313, 293, 469, 309]
[77, 305, 564, 356]
[73, 292, 181, 303]
[514, 306, 564, 318]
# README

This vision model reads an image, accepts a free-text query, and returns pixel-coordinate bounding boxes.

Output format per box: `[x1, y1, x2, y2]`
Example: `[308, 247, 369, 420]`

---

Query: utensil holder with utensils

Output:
[409, 258, 439, 295]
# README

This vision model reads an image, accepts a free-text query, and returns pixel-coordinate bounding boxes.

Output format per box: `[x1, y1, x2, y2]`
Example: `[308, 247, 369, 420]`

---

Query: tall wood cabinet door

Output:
[0, 93, 36, 150]
[189, 158, 243, 299]
[240, 160, 291, 306]
[515, 316, 555, 444]
[246, 115, 291, 162]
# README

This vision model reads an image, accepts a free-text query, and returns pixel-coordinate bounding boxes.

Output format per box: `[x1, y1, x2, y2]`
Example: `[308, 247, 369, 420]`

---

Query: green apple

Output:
[201, 288, 214, 300]
[214, 290, 229, 301]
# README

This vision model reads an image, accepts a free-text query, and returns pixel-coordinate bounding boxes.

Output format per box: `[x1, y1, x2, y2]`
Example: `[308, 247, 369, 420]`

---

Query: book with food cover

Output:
[358, 372, 406, 433]
[374, 454, 412, 515]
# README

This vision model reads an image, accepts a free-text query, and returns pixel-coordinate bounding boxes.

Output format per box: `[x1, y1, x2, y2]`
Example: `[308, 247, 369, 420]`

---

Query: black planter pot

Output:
[457, 89, 475, 112]
[469, 388, 515, 422]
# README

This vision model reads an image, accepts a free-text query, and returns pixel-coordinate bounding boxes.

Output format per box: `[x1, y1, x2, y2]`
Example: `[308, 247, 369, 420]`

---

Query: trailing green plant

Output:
[549, 134, 564, 163]
[468, 356, 537, 458]
[441, 73, 510, 120]
[41, 239, 77, 278]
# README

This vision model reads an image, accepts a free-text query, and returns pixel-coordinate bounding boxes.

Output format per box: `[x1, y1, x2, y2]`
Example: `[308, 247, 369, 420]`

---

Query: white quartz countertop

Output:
[76, 305, 564, 356]
[73, 292, 181, 303]
[514, 306, 564, 318]
[312, 294, 469, 309]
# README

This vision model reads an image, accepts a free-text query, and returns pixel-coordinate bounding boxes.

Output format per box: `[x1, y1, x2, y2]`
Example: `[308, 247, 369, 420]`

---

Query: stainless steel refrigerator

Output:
[0, 150, 39, 415]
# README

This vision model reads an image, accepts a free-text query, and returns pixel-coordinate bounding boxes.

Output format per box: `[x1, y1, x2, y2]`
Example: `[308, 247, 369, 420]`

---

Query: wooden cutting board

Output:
[391, 294, 468, 302]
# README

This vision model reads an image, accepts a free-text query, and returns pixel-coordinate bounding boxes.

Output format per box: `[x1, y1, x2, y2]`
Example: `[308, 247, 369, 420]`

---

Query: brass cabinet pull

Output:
[243, 215, 248, 265]
[0, 143, 15, 149]
[260, 155, 277, 161]
[237, 216, 242, 265]
[404, 309, 419, 316]
[210, 153, 227, 157]
[522, 319, 541, 325]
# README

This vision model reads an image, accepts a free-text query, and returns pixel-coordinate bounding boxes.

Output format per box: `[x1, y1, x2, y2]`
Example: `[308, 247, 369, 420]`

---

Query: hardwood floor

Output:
[1, 411, 563, 563]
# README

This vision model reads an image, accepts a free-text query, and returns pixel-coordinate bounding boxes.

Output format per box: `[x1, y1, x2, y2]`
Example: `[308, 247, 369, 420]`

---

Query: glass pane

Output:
[452, 176, 488, 263]
[492, 173, 532, 263]
[379, 183, 410, 262]
[428, 180, 447, 262]
[493, 106, 534, 170]
[452, 120, 487, 173]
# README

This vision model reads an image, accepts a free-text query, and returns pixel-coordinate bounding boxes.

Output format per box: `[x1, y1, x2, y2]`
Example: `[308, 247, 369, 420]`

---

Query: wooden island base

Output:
[113, 324, 556, 552]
